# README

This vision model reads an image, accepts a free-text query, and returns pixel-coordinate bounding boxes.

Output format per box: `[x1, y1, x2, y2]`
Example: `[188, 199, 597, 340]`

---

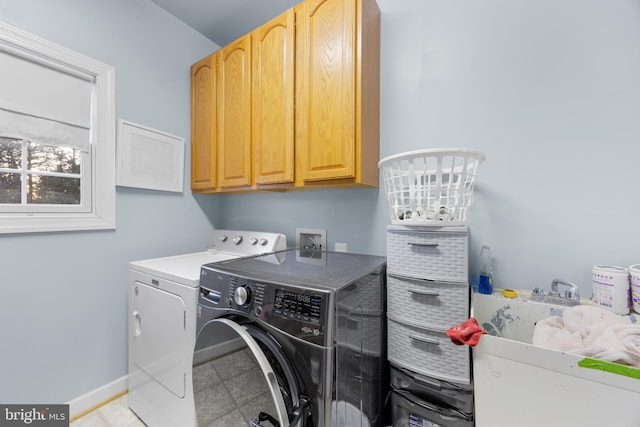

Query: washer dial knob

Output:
[258, 238, 268, 246]
[219, 235, 228, 242]
[249, 238, 258, 245]
[234, 286, 251, 306]
[232, 235, 243, 245]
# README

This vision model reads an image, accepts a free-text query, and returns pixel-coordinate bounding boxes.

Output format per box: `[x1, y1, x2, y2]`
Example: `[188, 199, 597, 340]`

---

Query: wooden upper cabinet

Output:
[190, 0, 380, 193]
[295, 0, 380, 187]
[252, 9, 295, 186]
[190, 54, 216, 191]
[218, 34, 252, 189]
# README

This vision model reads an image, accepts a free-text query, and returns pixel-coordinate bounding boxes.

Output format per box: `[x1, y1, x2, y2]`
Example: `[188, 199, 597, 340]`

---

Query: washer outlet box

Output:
[296, 228, 327, 257]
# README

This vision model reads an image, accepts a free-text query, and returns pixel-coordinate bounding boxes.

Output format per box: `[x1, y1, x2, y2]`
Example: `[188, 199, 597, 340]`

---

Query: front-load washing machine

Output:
[128, 230, 286, 427]
[194, 248, 389, 427]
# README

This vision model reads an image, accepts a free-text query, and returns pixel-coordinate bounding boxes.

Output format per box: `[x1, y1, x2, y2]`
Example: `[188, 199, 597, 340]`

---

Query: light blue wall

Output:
[0, 0, 220, 403]
[2, 0, 640, 406]
[223, 0, 640, 295]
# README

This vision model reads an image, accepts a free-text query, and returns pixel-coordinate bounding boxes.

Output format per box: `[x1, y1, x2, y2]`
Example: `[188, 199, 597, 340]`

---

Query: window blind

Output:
[0, 47, 93, 152]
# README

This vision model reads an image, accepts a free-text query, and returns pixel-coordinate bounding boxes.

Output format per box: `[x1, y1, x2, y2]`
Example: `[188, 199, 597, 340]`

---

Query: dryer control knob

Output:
[219, 235, 228, 242]
[249, 238, 258, 245]
[258, 238, 268, 246]
[232, 235, 243, 245]
[234, 286, 251, 306]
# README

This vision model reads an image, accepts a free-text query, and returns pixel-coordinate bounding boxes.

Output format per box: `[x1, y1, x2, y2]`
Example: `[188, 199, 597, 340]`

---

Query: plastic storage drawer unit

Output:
[387, 315, 471, 384]
[390, 365, 473, 413]
[386, 273, 469, 330]
[386, 226, 468, 283]
[391, 389, 473, 427]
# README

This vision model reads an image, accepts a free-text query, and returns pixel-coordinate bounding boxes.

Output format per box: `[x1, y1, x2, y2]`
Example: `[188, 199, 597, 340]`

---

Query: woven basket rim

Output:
[378, 148, 486, 168]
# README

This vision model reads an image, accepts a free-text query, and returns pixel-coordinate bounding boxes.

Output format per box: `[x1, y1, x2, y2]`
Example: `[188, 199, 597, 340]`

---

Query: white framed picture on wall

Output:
[116, 119, 185, 193]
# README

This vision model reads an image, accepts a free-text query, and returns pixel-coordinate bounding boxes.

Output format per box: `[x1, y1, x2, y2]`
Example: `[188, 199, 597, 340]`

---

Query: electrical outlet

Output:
[335, 242, 347, 252]
[296, 228, 327, 258]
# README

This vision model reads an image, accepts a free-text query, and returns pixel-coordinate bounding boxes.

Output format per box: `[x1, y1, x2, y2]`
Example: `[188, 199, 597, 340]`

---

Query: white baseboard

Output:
[68, 339, 244, 419]
[67, 375, 128, 418]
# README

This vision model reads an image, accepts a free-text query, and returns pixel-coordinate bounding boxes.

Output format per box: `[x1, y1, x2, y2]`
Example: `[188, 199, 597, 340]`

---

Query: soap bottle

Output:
[478, 244, 493, 295]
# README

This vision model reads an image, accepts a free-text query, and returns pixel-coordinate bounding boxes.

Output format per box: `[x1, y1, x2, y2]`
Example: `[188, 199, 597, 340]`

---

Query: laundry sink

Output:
[471, 288, 640, 427]
[472, 287, 580, 343]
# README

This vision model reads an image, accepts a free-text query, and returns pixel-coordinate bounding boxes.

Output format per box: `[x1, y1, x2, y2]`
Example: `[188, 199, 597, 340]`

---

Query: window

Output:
[0, 137, 86, 208]
[0, 22, 115, 233]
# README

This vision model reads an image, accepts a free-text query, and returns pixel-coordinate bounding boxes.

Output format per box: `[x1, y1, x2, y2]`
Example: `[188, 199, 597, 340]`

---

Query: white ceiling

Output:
[150, 0, 302, 46]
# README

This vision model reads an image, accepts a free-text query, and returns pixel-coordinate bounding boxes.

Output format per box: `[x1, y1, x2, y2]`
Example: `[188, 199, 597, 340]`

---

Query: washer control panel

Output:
[273, 288, 322, 325]
[199, 267, 328, 345]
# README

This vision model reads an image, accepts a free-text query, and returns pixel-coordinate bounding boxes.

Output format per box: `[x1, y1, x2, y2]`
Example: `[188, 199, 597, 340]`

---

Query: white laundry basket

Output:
[378, 149, 485, 225]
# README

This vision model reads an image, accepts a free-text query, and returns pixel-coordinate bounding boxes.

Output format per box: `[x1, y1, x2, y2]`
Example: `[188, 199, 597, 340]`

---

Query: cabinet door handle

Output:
[408, 288, 440, 297]
[408, 242, 439, 247]
[409, 334, 440, 345]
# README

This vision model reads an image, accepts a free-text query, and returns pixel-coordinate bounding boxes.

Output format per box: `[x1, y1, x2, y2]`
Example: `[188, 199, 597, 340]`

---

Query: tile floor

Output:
[70, 348, 276, 427]
[193, 347, 277, 427]
[70, 394, 144, 427]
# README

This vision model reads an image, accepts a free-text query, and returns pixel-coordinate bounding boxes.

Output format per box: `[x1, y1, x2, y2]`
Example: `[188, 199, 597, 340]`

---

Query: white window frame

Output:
[0, 22, 115, 233]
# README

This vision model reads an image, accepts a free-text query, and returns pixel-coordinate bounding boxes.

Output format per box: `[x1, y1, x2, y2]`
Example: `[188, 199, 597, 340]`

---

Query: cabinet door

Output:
[218, 35, 252, 188]
[296, 0, 357, 182]
[190, 54, 216, 190]
[252, 10, 295, 185]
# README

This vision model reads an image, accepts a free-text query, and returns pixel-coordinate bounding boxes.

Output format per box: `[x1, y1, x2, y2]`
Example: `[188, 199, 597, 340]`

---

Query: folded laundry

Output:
[446, 317, 486, 347]
[532, 305, 640, 367]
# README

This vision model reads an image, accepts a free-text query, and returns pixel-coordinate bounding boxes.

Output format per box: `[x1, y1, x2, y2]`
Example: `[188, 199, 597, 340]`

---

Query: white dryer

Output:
[128, 229, 286, 427]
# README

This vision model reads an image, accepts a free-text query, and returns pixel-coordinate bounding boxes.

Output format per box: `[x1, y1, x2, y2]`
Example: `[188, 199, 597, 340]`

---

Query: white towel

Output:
[532, 305, 640, 367]
[573, 323, 640, 367]
[532, 315, 584, 351]
[561, 305, 631, 346]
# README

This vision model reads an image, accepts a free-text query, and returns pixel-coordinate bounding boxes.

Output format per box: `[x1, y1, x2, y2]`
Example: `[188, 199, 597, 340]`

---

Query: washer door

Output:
[193, 318, 306, 427]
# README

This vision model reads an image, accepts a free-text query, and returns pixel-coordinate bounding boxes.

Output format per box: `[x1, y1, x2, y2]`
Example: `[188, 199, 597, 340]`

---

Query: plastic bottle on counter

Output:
[478, 244, 493, 295]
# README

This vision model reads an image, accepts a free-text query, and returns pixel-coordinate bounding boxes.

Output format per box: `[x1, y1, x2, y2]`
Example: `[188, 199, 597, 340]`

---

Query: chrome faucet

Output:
[551, 278, 580, 302]
[530, 279, 581, 306]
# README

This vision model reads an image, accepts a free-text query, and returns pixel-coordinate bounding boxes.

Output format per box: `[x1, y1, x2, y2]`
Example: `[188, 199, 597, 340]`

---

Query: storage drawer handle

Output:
[387, 271, 437, 284]
[388, 272, 436, 283]
[408, 242, 439, 247]
[408, 288, 440, 297]
[409, 334, 440, 345]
